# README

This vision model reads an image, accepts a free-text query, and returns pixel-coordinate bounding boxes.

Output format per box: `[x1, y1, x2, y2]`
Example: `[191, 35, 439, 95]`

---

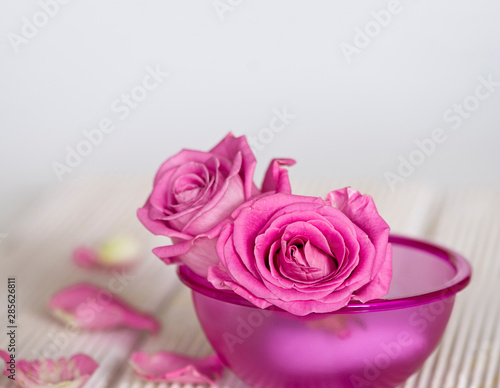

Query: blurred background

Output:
[1, 0, 499, 229]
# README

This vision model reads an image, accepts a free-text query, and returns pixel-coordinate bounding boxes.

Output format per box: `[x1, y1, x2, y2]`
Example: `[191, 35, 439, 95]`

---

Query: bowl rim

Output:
[177, 235, 472, 313]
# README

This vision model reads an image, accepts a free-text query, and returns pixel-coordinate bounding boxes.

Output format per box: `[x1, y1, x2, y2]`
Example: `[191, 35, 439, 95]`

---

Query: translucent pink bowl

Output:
[178, 236, 471, 388]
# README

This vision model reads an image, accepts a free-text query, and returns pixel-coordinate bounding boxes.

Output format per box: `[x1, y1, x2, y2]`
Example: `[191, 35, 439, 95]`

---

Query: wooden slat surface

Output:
[0, 177, 498, 387]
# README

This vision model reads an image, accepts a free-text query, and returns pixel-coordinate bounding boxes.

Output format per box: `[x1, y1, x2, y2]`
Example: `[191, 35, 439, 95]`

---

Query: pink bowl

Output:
[178, 235, 471, 388]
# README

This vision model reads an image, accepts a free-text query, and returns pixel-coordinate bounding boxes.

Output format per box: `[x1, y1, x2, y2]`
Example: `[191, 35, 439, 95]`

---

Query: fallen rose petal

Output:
[130, 352, 223, 385]
[73, 246, 99, 268]
[73, 235, 140, 270]
[49, 283, 160, 333]
[0, 350, 98, 388]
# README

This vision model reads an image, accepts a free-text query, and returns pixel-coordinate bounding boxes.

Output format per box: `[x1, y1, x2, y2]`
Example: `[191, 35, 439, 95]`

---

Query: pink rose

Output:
[208, 188, 392, 316]
[138, 133, 295, 276]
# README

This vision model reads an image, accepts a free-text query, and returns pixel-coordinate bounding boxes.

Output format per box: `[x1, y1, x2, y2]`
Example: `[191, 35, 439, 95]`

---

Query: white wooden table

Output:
[1, 177, 499, 388]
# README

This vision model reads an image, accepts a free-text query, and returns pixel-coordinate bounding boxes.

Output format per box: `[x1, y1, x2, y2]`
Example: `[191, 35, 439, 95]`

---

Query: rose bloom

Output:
[208, 188, 392, 316]
[138, 133, 294, 276]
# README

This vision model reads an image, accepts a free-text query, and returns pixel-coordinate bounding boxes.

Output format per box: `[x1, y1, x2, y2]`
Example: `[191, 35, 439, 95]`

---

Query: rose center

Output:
[175, 183, 202, 203]
[276, 236, 338, 283]
[171, 172, 213, 208]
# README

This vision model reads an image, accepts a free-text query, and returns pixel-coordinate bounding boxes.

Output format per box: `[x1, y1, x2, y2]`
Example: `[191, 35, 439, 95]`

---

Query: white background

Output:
[1, 0, 499, 229]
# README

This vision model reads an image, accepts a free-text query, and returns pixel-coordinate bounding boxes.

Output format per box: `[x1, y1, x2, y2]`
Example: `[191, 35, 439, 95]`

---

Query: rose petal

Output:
[137, 203, 192, 240]
[327, 188, 390, 278]
[354, 244, 393, 302]
[0, 350, 98, 388]
[73, 236, 140, 270]
[98, 235, 140, 267]
[215, 223, 280, 302]
[181, 152, 245, 235]
[73, 246, 98, 269]
[208, 266, 273, 310]
[153, 236, 220, 277]
[268, 290, 353, 315]
[261, 158, 296, 194]
[152, 220, 226, 276]
[326, 188, 391, 299]
[154, 149, 216, 185]
[49, 283, 160, 333]
[210, 133, 258, 199]
[130, 352, 223, 385]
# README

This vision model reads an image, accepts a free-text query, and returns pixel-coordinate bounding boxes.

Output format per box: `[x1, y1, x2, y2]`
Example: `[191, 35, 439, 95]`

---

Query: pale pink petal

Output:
[73, 236, 140, 270]
[153, 236, 220, 277]
[73, 246, 99, 268]
[49, 283, 160, 333]
[130, 352, 223, 385]
[261, 158, 296, 194]
[154, 149, 215, 185]
[151, 220, 225, 276]
[137, 203, 193, 239]
[210, 132, 257, 200]
[181, 152, 245, 235]
[1, 350, 98, 388]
